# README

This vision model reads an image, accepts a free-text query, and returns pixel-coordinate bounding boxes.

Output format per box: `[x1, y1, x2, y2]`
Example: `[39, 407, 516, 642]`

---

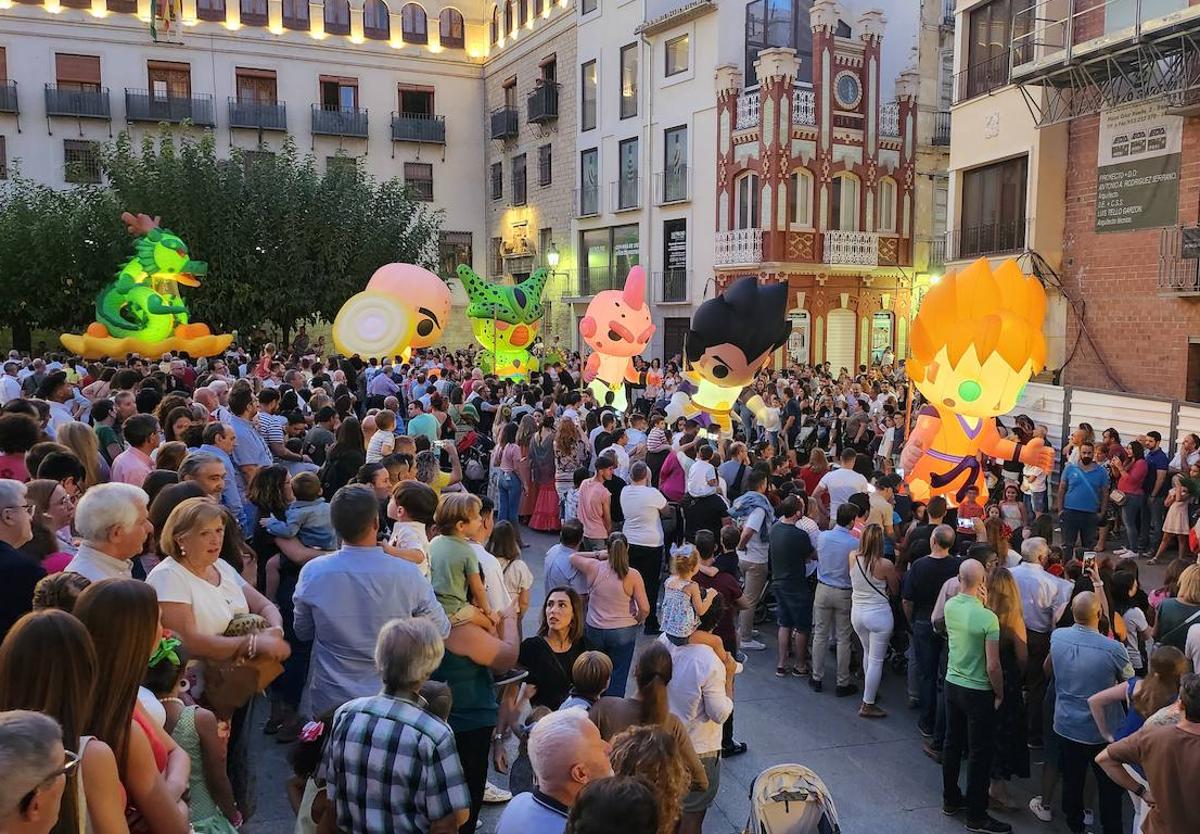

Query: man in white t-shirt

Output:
[735, 470, 772, 651]
[812, 448, 869, 525]
[622, 462, 671, 634]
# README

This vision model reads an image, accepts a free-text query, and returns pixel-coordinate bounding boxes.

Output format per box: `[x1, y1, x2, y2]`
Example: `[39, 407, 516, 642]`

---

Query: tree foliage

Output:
[0, 130, 442, 349]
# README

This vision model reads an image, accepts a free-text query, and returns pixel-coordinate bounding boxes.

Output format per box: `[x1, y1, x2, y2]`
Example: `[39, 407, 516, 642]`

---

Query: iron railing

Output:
[125, 90, 215, 126]
[932, 110, 951, 145]
[655, 269, 689, 303]
[576, 185, 601, 217]
[792, 87, 815, 125]
[228, 98, 288, 131]
[942, 0, 955, 27]
[948, 219, 1030, 260]
[824, 231, 880, 266]
[656, 166, 690, 204]
[953, 52, 1010, 104]
[929, 236, 947, 270]
[736, 90, 759, 130]
[44, 85, 111, 119]
[527, 83, 559, 123]
[311, 105, 368, 137]
[715, 228, 762, 266]
[880, 102, 900, 137]
[391, 112, 446, 143]
[0, 81, 17, 114]
[1159, 226, 1200, 296]
[490, 106, 519, 139]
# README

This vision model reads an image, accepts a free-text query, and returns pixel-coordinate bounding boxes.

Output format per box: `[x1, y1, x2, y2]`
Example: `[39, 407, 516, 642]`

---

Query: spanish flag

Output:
[149, 0, 179, 42]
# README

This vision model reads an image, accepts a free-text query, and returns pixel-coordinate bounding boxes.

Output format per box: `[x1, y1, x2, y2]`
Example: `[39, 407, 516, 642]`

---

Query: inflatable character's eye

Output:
[417, 320, 434, 337]
[957, 380, 982, 402]
[713, 365, 729, 379]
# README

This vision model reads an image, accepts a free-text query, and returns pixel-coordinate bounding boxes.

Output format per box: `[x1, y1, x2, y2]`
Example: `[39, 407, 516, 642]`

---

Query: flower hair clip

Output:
[299, 721, 325, 743]
[149, 635, 182, 669]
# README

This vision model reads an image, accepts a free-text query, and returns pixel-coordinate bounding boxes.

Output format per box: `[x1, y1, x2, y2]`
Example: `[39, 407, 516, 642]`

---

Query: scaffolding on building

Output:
[1010, 0, 1200, 127]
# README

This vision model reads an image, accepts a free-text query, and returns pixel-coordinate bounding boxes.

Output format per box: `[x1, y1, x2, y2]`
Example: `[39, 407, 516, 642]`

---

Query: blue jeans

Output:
[1123, 493, 1146, 553]
[913, 620, 946, 744]
[1025, 490, 1049, 516]
[1059, 508, 1099, 562]
[497, 471, 522, 527]
[585, 623, 640, 697]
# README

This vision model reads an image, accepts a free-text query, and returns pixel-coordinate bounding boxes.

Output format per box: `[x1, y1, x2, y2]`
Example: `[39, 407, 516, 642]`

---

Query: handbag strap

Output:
[1158, 606, 1200, 645]
[855, 554, 890, 603]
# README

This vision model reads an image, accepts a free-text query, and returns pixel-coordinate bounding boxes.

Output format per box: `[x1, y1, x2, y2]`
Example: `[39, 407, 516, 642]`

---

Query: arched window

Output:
[504, 0, 513, 35]
[518, 0, 527, 26]
[533, 0, 543, 14]
[490, 6, 499, 43]
[735, 173, 760, 230]
[282, 0, 309, 29]
[788, 168, 813, 228]
[324, 0, 350, 35]
[363, 0, 390, 40]
[401, 3, 428, 43]
[240, 0, 267, 25]
[439, 8, 465, 47]
[877, 177, 897, 233]
[830, 172, 859, 231]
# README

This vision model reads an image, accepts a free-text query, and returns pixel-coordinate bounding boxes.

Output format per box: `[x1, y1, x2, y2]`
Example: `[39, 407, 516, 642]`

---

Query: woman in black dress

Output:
[985, 566, 1029, 809]
[319, 416, 365, 501]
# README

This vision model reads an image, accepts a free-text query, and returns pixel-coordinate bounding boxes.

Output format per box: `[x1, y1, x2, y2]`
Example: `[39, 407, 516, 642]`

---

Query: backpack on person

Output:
[743, 763, 840, 834]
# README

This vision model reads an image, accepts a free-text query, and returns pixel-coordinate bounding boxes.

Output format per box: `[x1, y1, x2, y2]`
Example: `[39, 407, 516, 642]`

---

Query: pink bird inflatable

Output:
[579, 266, 655, 411]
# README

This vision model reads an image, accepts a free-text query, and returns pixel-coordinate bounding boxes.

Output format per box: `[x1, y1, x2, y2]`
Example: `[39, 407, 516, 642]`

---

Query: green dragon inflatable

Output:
[61, 212, 232, 358]
[458, 265, 549, 380]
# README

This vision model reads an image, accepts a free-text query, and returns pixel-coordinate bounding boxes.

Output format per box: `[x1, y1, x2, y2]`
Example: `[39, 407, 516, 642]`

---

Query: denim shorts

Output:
[773, 581, 814, 631]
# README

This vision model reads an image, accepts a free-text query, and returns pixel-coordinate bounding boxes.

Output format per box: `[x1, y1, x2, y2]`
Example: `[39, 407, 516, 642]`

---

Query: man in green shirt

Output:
[941, 560, 1010, 834]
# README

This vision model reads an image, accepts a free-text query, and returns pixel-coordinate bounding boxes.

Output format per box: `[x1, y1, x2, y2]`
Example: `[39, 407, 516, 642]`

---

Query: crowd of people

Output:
[0, 338, 1196, 834]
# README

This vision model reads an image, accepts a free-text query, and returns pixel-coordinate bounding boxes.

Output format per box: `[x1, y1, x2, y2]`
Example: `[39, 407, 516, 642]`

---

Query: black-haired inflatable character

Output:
[666, 276, 792, 435]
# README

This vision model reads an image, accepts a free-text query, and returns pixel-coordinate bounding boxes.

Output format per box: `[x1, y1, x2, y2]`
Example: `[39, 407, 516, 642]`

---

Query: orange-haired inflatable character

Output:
[900, 258, 1054, 505]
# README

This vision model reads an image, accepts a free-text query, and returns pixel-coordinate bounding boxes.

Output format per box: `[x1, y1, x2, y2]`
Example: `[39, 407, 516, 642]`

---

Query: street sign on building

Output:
[1095, 98, 1182, 232]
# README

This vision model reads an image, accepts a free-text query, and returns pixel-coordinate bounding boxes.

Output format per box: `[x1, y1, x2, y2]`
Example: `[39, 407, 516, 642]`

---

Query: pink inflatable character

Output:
[579, 266, 655, 411]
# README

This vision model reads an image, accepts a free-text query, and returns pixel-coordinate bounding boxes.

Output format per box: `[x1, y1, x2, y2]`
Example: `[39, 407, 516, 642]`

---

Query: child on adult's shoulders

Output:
[429, 492, 498, 633]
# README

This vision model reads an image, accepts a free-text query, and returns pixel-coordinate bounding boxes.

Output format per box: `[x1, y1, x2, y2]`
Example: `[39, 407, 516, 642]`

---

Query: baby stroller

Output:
[456, 430, 493, 496]
[744, 764, 840, 834]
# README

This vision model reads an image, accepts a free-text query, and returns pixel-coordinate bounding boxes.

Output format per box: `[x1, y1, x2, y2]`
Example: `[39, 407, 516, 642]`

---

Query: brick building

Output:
[711, 0, 924, 374]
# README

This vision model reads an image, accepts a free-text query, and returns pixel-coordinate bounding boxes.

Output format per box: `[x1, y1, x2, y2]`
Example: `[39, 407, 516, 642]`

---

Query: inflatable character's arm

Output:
[623, 362, 642, 384]
[582, 352, 600, 383]
[114, 270, 141, 292]
[981, 430, 1054, 471]
[900, 406, 941, 474]
[146, 295, 188, 316]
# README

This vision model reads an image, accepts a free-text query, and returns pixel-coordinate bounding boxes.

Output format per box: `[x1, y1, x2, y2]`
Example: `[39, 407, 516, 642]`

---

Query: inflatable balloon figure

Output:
[580, 266, 655, 412]
[332, 263, 452, 360]
[60, 212, 232, 358]
[666, 276, 791, 435]
[900, 258, 1054, 506]
[458, 265, 549, 380]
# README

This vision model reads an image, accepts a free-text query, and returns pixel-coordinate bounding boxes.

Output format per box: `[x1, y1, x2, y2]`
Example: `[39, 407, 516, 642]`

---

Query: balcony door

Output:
[960, 155, 1027, 257]
[735, 173, 759, 229]
[237, 69, 277, 104]
[149, 62, 190, 100]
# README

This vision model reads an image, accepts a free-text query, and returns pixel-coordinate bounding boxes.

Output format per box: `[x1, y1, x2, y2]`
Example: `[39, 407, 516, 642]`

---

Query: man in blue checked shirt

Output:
[325, 617, 470, 834]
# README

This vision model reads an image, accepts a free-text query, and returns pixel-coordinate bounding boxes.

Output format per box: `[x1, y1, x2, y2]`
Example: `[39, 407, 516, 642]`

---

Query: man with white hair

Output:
[324, 618, 470, 834]
[0, 479, 41, 641]
[0, 711, 71, 834]
[0, 362, 22, 405]
[1010, 536, 1073, 750]
[496, 708, 613, 834]
[192, 387, 218, 421]
[64, 483, 153, 581]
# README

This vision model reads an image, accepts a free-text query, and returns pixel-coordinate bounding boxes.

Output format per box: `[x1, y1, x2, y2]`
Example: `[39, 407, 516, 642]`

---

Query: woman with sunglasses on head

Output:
[22, 480, 77, 575]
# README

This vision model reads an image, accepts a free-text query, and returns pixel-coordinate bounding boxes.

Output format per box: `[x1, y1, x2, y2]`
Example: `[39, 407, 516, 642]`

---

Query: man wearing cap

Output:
[37, 372, 76, 440]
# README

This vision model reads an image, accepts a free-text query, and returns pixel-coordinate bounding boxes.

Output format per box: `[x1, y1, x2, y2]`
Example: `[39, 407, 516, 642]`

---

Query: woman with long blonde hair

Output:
[849, 524, 898, 718]
[609, 725, 689, 834]
[56, 421, 106, 490]
[984, 566, 1029, 808]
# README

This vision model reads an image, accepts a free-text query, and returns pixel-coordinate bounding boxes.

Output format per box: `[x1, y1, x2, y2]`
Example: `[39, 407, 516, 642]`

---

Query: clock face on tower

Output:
[835, 71, 862, 109]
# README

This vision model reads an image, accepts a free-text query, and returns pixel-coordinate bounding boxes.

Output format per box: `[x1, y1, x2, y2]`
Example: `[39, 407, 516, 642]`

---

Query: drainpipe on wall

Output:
[641, 0, 655, 337]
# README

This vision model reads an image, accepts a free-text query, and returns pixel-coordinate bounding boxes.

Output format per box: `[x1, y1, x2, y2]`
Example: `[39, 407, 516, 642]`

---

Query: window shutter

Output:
[56, 54, 102, 86]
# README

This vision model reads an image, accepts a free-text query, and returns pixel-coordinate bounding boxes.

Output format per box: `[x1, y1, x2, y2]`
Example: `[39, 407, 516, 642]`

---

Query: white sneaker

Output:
[1113, 548, 1131, 557]
[734, 661, 745, 674]
[740, 639, 767, 651]
[1084, 809, 1094, 827]
[483, 781, 512, 804]
[1028, 796, 1052, 822]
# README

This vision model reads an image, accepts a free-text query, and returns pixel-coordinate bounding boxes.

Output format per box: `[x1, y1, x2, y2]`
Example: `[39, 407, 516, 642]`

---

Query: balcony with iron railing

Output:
[1158, 226, 1200, 296]
[823, 231, 881, 266]
[655, 167, 690, 204]
[311, 105, 368, 137]
[736, 90, 760, 130]
[654, 269, 690, 303]
[942, 0, 955, 27]
[929, 236, 947, 270]
[228, 98, 288, 131]
[737, 86, 869, 130]
[491, 106, 519, 139]
[953, 52, 1011, 104]
[44, 85, 111, 119]
[715, 228, 762, 267]
[792, 87, 815, 125]
[932, 110, 951, 145]
[125, 90, 215, 126]
[576, 185, 601, 218]
[391, 112, 446, 143]
[0, 81, 17, 114]
[611, 178, 641, 212]
[527, 83, 559, 124]
[563, 268, 621, 299]
[948, 219, 1030, 261]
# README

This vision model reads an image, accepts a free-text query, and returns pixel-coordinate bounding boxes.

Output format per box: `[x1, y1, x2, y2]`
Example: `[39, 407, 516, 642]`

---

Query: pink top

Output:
[110, 447, 153, 488]
[583, 561, 639, 629]
[577, 479, 611, 540]
[497, 442, 522, 474]
[41, 553, 73, 574]
[659, 453, 685, 503]
[0, 452, 29, 482]
[1117, 458, 1148, 495]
